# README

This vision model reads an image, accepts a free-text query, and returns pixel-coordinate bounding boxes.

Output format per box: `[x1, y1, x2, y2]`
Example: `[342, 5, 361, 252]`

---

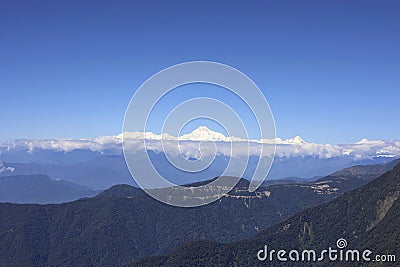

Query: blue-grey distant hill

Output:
[0, 174, 99, 204]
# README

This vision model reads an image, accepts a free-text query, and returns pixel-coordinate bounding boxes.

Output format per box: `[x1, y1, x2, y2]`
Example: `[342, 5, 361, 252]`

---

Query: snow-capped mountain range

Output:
[1, 126, 399, 160]
[0, 126, 399, 190]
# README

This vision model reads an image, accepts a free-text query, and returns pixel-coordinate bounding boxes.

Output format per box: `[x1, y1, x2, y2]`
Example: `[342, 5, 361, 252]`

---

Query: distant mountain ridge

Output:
[0, 155, 136, 190]
[312, 158, 400, 193]
[0, 174, 98, 204]
[1, 155, 398, 190]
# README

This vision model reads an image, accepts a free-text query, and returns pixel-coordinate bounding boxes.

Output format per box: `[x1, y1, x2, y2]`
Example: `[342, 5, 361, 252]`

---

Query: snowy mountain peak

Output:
[357, 138, 370, 144]
[356, 138, 386, 145]
[179, 126, 229, 141]
[285, 135, 306, 144]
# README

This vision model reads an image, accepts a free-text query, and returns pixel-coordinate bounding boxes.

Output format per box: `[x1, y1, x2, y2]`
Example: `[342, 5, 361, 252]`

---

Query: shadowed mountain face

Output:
[0, 160, 398, 266]
[138, 163, 400, 266]
[0, 175, 98, 204]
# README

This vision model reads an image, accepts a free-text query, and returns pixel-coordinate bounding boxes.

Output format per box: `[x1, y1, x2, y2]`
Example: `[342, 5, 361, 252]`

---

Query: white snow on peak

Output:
[356, 138, 386, 146]
[179, 126, 229, 142]
[357, 138, 369, 144]
[284, 136, 306, 145]
[119, 127, 308, 144]
[119, 126, 230, 141]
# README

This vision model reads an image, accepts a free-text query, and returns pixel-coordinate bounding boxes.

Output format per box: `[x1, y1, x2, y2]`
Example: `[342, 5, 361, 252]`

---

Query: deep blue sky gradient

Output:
[1, 0, 399, 143]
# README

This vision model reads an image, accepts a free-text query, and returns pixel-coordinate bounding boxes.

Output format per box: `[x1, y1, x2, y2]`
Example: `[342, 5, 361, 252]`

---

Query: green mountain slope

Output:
[140, 163, 400, 266]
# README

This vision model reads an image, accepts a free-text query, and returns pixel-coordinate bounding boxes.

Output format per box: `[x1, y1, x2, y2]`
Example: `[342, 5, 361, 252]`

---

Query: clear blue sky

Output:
[1, 0, 399, 144]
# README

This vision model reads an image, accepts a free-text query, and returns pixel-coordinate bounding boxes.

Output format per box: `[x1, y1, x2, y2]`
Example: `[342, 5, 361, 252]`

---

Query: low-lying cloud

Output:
[2, 127, 400, 160]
